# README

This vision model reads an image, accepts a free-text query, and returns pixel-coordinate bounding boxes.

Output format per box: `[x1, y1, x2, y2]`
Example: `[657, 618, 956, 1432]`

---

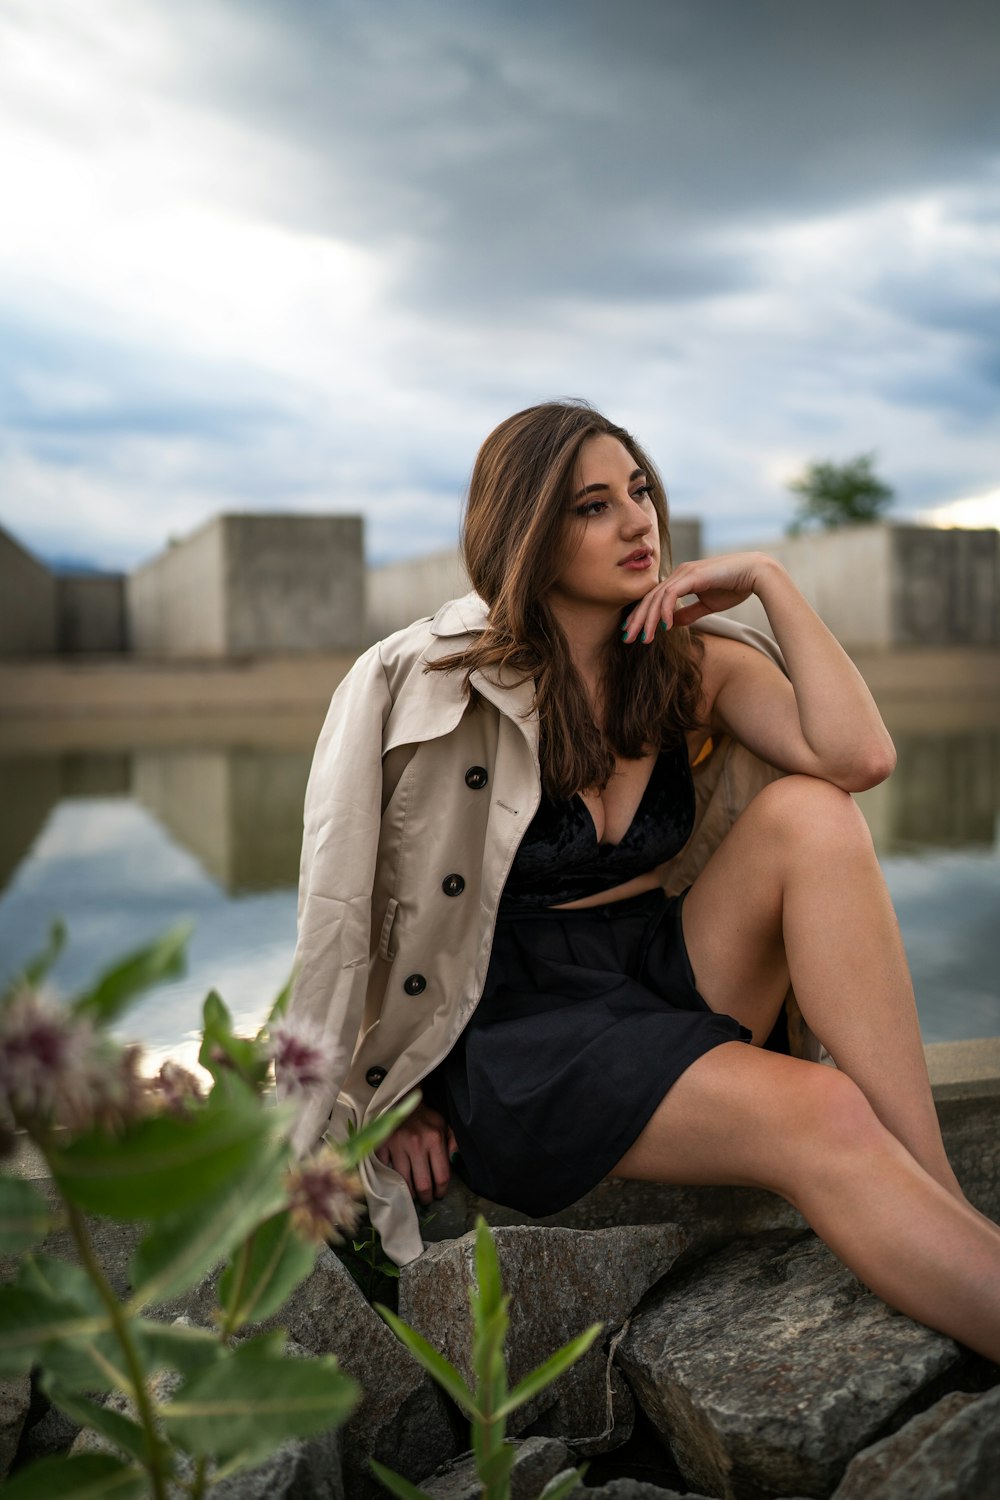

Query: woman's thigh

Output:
[608, 1037, 877, 1196]
[679, 774, 859, 1042]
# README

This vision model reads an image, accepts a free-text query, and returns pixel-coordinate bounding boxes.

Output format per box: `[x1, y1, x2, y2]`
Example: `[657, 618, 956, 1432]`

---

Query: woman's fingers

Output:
[373, 1105, 455, 1205]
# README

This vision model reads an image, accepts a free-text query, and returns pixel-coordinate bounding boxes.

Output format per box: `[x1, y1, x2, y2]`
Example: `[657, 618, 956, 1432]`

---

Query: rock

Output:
[616, 1230, 967, 1500]
[833, 1385, 1000, 1499]
[421, 1435, 570, 1499]
[0, 1375, 31, 1480]
[13, 1391, 80, 1467]
[563, 1480, 718, 1499]
[0, 1178, 144, 1299]
[422, 1173, 804, 1246]
[258, 1244, 455, 1500]
[400, 1223, 694, 1457]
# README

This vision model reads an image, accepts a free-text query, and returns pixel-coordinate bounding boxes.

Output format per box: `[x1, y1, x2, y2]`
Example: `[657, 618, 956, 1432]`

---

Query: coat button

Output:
[403, 973, 427, 995]
[465, 765, 488, 789]
[366, 1065, 388, 1087]
[441, 873, 465, 897]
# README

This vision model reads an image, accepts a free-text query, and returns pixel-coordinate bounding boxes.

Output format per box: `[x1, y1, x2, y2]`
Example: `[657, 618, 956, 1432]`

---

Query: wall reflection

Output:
[131, 748, 312, 891]
[1, 713, 998, 901]
[855, 730, 1000, 853]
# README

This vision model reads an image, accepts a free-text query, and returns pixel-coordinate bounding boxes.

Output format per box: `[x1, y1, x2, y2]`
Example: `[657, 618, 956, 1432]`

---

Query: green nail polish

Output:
[640, 630, 647, 642]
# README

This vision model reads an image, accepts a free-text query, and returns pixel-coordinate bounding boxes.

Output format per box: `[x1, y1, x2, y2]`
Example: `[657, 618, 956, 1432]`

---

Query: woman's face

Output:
[548, 433, 661, 613]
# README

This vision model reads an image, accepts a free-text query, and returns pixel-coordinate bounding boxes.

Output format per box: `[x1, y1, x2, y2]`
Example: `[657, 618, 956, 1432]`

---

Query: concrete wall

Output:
[128, 514, 365, 658]
[0, 525, 57, 654]
[127, 517, 227, 657]
[891, 526, 999, 646]
[223, 514, 365, 655]
[715, 525, 999, 651]
[365, 519, 704, 641]
[57, 574, 127, 653]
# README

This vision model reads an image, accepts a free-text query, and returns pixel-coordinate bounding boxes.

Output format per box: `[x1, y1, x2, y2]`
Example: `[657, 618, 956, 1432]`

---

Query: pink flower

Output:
[151, 1059, 204, 1116]
[268, 1018, 333, 1094]
[0, 989, 148, 1134]
[286, 1146, 362, 1244]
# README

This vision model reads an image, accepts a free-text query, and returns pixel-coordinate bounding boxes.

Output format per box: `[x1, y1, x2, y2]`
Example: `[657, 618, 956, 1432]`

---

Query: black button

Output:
[441, 873, 465, 897]
[465, 765, 488, 789]
[403, 973, 427, 995]
[366, 1065, 388, 1087]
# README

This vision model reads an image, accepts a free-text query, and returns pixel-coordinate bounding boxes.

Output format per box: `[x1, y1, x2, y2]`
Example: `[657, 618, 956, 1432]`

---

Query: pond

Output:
[0, 695, 998, 1073]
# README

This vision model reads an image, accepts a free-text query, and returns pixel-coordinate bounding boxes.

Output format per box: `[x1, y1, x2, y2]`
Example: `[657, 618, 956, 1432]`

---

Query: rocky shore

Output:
[3, 1046, 998, 1499]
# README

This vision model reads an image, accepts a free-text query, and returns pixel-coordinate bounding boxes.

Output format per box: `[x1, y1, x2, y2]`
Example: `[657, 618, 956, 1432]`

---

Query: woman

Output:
[283, 400, 1000, 1362]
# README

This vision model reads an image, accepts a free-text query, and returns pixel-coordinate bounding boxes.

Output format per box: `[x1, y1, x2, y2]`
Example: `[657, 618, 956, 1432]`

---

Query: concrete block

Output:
[56, 574, 127, 653]
[0, 524, 57, 654]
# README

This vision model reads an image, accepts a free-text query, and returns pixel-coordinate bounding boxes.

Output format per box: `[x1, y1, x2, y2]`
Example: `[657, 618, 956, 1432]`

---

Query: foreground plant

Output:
[371, 1215, 602, 1500]
[0, 920, 418, 1500]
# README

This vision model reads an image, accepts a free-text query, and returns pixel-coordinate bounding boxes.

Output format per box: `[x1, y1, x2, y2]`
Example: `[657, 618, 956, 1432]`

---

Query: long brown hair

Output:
[428, 399, 703, 797]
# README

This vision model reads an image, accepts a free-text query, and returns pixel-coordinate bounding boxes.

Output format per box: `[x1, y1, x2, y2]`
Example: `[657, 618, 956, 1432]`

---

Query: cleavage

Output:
[575, 752, 659, 848]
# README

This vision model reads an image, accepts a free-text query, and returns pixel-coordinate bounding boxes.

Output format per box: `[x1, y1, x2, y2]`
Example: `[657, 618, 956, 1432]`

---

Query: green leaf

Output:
[472, 1214, 503, 1320]
[161, 1345, 360, 1466]
[0, 1175, 53, 1253]
[0, 1258, 115, 1381]
[367, 1458, 438, 1500]
[49, 1085, 284, 1221]
[199, 990, 269, 1089]
[495, 1323, 604, 1418]
[335, 1090, 422, 1169]
[70, 922, 192, 1028]
[0, 1454, 147, 1499]
[1, 918, 67, 1005]
[128, 1133, 290, 1309]
[374, 1304, 478, 1417]
[538, 1463, 590, 1500]
[217, 1209, 318, 1330]
[40, 1380, 151, 1466]
[135, 1319, 224, 1379]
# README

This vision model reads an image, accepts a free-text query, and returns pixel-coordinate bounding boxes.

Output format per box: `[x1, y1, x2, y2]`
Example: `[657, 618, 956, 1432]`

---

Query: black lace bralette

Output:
[499, 741, 695, 913]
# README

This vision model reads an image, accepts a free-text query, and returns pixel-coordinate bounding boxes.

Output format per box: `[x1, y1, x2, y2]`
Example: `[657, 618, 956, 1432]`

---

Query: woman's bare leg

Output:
[680, 774, 969, 1204]
[609, 1043, 1000, 1362]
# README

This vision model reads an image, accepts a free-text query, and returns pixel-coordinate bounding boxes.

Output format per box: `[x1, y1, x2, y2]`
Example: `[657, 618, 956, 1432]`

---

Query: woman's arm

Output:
[622, 552, 896, 793]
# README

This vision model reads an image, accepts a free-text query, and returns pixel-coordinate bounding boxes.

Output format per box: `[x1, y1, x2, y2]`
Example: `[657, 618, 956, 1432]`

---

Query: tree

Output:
[786, 452, 894, 535]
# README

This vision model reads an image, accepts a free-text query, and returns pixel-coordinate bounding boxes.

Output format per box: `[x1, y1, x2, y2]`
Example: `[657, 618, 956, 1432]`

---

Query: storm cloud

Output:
[0, 0, 997, 568]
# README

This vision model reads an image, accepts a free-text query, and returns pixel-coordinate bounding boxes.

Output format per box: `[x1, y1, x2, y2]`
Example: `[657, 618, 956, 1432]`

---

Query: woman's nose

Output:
[622, 498, 652, 536]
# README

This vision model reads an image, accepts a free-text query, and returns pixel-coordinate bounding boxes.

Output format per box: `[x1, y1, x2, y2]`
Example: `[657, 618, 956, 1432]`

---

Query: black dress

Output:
[418, 741, 760, 1215]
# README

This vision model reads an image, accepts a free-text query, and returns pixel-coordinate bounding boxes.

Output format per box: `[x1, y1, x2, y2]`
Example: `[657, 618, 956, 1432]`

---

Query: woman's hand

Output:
[621, 552, 767, 643]
[373, 1102, 459, 1207]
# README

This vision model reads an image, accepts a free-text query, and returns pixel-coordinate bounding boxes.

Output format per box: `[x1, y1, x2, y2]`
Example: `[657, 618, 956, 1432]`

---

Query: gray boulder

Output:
[420, 1435, 570, 1499]
[833, 1385, 1000, 1500]
[0, 1374, 31, 1481]
[617, 1229, 966, 1500]
[260, 1244, 455, 1500]
[400, 1223, 694, 1457]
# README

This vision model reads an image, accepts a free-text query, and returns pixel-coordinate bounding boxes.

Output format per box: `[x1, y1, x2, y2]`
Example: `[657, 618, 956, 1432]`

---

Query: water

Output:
[0, 702, 998, 1069]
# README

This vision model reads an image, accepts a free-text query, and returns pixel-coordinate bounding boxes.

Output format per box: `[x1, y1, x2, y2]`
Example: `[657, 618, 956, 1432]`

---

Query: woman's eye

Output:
[632, 485, 653, 503]
[574, 499, 608, 517]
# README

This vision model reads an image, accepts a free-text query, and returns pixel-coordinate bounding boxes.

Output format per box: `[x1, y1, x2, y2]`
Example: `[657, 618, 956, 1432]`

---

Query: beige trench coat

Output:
[279, 592, 820, 1267]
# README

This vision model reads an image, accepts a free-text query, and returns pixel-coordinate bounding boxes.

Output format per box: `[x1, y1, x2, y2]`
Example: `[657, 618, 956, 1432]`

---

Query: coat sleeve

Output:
[277, 642, 392, 1155]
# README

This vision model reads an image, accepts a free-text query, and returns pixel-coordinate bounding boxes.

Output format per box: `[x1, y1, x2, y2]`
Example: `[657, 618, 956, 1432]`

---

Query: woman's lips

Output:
[619, 551, 653, 570]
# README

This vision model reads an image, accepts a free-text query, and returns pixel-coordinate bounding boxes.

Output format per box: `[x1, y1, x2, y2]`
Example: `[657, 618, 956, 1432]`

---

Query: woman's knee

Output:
[781, 1066, 894, 1197]
[747, 774, 874, 862]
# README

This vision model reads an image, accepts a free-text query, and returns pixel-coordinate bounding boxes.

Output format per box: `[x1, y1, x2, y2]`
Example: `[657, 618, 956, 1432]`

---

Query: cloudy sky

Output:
[1, 0, 998, 572]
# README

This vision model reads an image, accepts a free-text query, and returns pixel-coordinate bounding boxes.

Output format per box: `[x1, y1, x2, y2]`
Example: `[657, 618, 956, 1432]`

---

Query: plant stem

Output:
[190, 1452, 210, 1500]
[62, 1193, 170, 1500]
[218, 1233, 253, 1338]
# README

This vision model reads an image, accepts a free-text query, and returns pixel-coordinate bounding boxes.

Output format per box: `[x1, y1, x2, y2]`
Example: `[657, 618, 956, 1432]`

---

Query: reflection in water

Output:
[132, 748, 313, 892]
[0, 702, 998, 1050]
[855, 730, 1000, 852]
